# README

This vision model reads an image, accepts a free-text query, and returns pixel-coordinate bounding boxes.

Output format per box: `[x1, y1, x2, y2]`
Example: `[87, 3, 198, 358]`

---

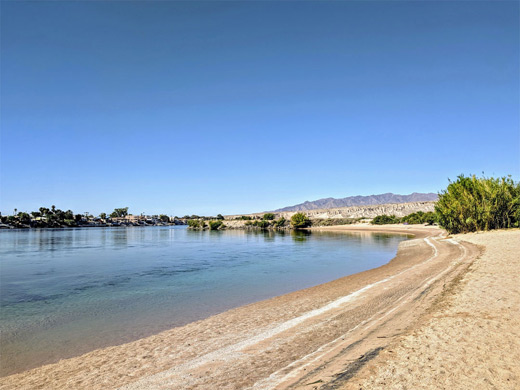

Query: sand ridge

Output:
[1, 225, 484, 390]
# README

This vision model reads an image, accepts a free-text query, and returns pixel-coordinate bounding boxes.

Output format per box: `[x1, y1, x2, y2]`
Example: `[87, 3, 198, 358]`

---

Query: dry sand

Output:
[340, 229, 520, 390]
[1, 226, 516, 390]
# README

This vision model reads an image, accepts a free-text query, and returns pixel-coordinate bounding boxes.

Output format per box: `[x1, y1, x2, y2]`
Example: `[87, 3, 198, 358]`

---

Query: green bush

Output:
[244, 220, 270, 229]
[187, 219, 206, 230]
[254, 220, 270, 229]
[435, 174, 520, 234]
[209, 220, 224, 230]
[399, 211, 438, 225]
[291, 212, 310, 229]
[401, 211, 424, 224]
[274, 217, 287, 228]
[311, 218, 360, 227]
[263, 213, 275, 220]
[422, 212, 437, 225]
[371, 215, 400, 225]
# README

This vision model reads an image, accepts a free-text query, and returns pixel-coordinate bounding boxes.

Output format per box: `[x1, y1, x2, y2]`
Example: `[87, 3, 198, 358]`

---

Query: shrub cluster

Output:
[244, 217, 287, 229]
[371, 211, 437, 226]
[401, 211, 437, 225]
[291, 212, 311, 229]
[311, 218, 362, 227]
[371, 214, 401, 225]
[187, 219, 206, 230]
[435, 175, 520, 234]
[274, 217, 287, 228]
[209, 220, 225, 230]
[245, 220, 269, 229]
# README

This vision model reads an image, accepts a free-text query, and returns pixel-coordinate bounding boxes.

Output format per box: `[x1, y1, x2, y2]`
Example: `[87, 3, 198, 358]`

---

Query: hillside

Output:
[274, 201, 436, 220]
[274, 192, 438, 212]
[226, 201, 436, 221]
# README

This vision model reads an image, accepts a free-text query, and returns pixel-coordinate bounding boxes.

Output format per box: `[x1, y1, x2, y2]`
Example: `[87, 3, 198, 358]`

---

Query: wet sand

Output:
[1, 225, 487, 389]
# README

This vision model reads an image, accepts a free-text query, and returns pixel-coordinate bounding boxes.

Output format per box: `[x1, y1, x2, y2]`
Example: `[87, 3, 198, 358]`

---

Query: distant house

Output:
[110, 215, 145, 223]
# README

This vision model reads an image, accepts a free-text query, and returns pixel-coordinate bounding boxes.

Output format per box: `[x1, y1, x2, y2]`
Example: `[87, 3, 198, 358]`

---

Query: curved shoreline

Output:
[1, 225, 478, 390]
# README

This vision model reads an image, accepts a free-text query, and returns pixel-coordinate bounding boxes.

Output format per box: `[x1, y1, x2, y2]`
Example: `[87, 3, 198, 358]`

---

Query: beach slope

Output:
[339, 229, 520, 390]
[1, 225, 489, 390]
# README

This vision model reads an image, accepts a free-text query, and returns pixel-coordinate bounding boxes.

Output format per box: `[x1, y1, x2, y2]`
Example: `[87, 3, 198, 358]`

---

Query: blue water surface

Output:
[0, 226, 407, 375]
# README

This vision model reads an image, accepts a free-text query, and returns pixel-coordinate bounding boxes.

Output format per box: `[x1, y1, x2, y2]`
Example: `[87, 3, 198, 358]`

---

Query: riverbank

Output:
[1, 225, 486, 389]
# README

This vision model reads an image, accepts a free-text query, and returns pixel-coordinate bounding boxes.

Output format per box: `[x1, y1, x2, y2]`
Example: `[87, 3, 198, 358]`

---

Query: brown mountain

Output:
[273, 192, 438, 212]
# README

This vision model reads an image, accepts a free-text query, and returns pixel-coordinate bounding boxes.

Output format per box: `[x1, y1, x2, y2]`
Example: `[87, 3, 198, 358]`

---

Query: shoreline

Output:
[1, 225, 481, 389]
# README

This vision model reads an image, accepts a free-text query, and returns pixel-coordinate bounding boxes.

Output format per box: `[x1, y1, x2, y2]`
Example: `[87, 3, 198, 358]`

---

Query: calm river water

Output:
[0, 226, 407, 376]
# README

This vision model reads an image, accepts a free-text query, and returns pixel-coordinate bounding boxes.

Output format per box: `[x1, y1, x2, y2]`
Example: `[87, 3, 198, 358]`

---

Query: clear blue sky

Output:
[1, 1, 519, 216]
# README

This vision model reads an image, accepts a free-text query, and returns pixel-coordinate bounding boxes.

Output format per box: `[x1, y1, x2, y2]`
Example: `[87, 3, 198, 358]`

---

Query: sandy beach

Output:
[2, 225, 517, 390]
[341, 228, 520, 390]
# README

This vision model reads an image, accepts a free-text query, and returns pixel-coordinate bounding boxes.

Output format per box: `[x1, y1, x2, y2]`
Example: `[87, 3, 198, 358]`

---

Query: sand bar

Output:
[1, 225, 486, 389]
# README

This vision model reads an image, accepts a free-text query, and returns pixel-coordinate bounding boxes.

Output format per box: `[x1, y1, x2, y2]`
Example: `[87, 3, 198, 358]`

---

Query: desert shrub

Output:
[291, 212, 311, 229]
[263, 213, 275, 220]
[435, 174, 520, 234]
[422, 211, 437, 225]
[401, 211, 423, 224]
[371, 214, 400, 225]
[187, 219, 206, 230]
[311, 218, 359, 227]
[274, 217, 287, 228]
[254, 220, 270, 229]
[209, 220, 224, 230]
[400, 211, 438, 225]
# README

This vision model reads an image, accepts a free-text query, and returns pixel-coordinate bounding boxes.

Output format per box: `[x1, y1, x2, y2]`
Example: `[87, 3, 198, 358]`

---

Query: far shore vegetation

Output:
[0, 206, 181, 229]
[371, 211, 437, 226]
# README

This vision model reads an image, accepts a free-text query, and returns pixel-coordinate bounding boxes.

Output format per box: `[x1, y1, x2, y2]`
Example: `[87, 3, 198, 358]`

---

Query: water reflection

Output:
[291, 230, 311, 242]
[111, 228, 128, 247]
[0, 227, 411, 252]
[261, 230, 276, 242]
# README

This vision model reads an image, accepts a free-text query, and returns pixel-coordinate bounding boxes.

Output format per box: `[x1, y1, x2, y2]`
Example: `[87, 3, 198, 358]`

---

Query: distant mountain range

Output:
[273, 192, 438, 212]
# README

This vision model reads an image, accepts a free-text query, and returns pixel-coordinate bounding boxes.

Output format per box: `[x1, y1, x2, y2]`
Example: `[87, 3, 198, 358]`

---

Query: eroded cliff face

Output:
[274, 193, 438, 212]
[227, 201, 436, 221]
[282, 201, 436, 219]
